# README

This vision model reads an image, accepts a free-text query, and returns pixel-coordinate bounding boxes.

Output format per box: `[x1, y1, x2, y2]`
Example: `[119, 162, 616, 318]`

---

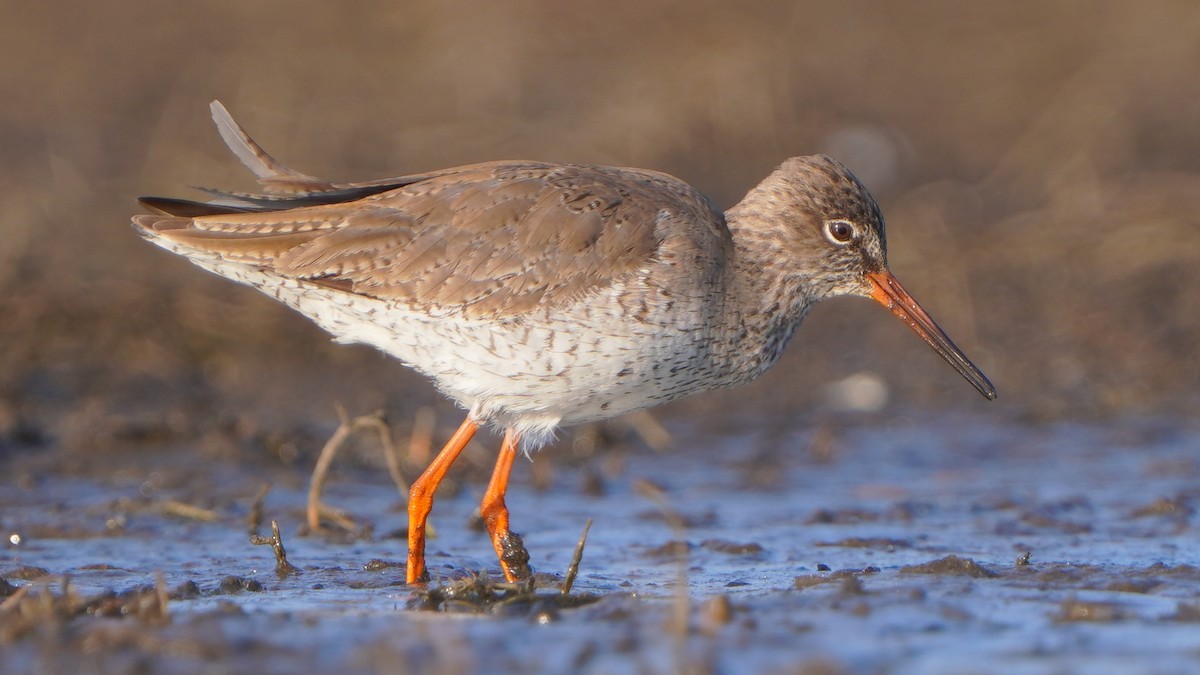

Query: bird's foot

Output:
[498, 531, 532, 582]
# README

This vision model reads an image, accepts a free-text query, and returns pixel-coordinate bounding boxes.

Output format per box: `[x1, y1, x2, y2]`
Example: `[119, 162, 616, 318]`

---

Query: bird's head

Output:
[734, 154, 996, 400]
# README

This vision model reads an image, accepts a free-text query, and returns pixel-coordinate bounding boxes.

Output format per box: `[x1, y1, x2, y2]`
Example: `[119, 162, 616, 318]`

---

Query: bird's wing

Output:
[208, 100, 335, 194]
[134, 161, 724, 320]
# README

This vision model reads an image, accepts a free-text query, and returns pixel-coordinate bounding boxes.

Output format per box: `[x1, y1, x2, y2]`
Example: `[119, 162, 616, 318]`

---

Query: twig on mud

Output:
[561, 519, 592, 596]
[634, 479, 690, 645]
[407, 406, 437, 466]
[151, 570, 170, 624]
[247, 483, 271, 536]
[250, 520, 301, 578]
[623, 410, 673, 452]
[1, 573, 176, 638]
[0, 584, 30, 612]
[307, 406, 406, 533]
[157, 500, 220, 522]
[312, 502, 361, 533]
[0, 577, 75, 642]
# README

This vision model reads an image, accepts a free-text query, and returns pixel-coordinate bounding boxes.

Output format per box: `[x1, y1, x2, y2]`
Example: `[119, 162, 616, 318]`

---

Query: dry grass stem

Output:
[157, 500, 220, 522]
[247, 482, 271, 536]
[623, 411, 672, 452]
[561, 518, 593, 596]
[633, 479, 690, 644]
[407, 406, 437, 465]
[151, 570, 170, 624]
[313, 502, 360, 533]
[0, 584, 31, 612]
[307, 405, 405, 532]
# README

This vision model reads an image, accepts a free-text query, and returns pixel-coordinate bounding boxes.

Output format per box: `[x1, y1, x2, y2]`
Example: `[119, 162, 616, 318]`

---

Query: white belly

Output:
[175, 253, 720, 450]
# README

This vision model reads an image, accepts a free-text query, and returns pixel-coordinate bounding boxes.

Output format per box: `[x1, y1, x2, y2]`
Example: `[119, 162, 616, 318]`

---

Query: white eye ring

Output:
[824, 219, 857, 246]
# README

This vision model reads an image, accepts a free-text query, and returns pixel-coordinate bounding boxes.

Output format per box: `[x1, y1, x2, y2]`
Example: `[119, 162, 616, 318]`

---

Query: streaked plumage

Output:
[134, 101, 993, 583]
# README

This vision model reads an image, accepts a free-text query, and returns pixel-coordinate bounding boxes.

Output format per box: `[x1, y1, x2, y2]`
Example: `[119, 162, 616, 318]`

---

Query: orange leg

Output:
[480, 429, 532, 582]
[407, 417, 478, 584]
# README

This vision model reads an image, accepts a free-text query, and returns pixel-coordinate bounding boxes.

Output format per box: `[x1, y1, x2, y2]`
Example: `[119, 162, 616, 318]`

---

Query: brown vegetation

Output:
[2, 1, 1197, 458]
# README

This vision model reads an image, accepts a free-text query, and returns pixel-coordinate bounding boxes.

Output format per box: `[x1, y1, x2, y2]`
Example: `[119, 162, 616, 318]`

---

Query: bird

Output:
[133, 101, 996, 585]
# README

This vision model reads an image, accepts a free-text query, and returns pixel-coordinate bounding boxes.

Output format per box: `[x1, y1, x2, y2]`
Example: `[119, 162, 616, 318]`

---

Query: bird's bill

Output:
[866, 271, 997, 400]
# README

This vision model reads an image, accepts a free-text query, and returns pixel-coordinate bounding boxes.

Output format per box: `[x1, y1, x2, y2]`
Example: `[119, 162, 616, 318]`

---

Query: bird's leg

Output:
[407, 417, 478, 584]
[480, 429, 532, 582]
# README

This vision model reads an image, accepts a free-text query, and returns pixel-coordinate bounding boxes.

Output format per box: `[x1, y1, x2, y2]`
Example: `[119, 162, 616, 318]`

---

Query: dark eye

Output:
[825, 220, 856, 244]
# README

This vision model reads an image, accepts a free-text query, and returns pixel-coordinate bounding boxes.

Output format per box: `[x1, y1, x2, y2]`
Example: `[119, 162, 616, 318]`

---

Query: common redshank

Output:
[134, 101, 995, 584]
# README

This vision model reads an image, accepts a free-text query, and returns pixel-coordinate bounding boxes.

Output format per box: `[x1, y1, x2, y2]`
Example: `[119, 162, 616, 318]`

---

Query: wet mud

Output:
[3, 415, 1198, 674]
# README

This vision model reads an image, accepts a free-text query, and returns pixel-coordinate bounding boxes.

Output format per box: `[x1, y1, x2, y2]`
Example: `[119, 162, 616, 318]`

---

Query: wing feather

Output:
[135, 107, 727, 319]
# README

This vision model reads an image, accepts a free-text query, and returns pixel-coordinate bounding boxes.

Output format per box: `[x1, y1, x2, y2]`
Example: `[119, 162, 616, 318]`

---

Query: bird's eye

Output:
[825, 220, 856, 245]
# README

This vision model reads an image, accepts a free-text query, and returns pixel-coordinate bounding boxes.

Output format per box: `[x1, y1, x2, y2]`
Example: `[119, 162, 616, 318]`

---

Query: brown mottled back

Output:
[135, 160, 724, 319]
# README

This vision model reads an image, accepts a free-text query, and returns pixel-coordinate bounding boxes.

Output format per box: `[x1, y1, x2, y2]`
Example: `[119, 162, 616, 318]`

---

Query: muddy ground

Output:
[3, 415, 1199, 673]
[2, 2, 1200, 673]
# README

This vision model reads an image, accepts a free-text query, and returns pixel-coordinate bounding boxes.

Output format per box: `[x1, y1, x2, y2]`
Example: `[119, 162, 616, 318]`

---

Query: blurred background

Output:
[2, 1, 1198, 461]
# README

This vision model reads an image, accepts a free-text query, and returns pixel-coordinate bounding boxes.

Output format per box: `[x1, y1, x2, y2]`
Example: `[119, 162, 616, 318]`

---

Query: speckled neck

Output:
[710, 202, 821, 388]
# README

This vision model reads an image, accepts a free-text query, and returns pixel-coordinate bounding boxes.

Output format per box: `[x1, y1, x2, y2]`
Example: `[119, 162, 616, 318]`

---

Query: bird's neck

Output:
[713, 206, 820, 385]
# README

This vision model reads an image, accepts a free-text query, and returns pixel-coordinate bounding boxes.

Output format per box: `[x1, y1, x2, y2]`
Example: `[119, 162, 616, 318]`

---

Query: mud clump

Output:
[794, 567, 880, 590]
[408, 573, 599, 615]
[899, 556, 998, 578]
[700, 539, 765, 556]
[1055, 598, 1123, 623]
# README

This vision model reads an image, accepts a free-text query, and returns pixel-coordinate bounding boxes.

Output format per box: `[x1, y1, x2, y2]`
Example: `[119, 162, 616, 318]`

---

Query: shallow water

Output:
[3, 415, 1199, 674]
